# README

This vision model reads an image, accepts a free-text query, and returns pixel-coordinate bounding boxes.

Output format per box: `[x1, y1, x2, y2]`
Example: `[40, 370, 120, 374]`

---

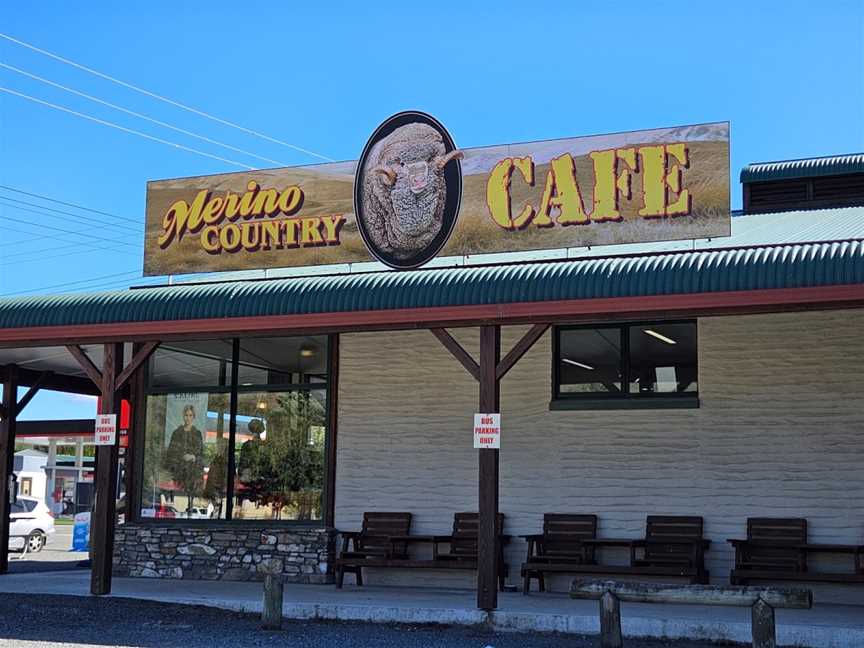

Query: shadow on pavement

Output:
[7, 558, 90, 574]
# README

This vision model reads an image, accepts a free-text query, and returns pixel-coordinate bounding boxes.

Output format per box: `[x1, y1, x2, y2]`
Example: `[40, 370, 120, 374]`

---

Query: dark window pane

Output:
[232, 390, 326, 521]
[237, 336, 327, 387]
[149, 340, 233, 390]
[558, 328, 622, 394]
[628, 323, 698, 394]
[139, 392, 230, 519]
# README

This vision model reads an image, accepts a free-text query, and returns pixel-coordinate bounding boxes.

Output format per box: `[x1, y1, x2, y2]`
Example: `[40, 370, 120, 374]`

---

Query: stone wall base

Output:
[114, 524, 335, 583]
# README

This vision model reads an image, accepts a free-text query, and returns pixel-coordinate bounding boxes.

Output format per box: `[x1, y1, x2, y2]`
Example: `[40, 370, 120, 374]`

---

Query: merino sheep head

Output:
[359, 122, 463, 261]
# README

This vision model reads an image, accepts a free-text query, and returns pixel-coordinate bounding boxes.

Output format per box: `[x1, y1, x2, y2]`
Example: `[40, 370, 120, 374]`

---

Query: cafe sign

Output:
[144, 114, 729, 275]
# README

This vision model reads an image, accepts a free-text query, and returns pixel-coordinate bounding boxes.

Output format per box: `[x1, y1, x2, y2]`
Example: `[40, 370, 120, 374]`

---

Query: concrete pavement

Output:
[0, 571, 862, 647]
[7, 525, 89, 574]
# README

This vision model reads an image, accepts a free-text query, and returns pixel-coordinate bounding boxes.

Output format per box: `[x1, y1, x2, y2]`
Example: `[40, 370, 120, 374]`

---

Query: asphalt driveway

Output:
[0, 593, 738, 648]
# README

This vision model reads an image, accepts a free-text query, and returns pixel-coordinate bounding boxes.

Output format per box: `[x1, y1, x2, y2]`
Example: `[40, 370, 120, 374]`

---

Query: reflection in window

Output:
[555, 322, 698, 400]
[628, 324, 698, 394]
[140, 392, 230, 519]
[236, 336, 327, 386]
[233, 390, 326, 521]
[149, 340, 233, 391]
[558, 328, 622, 394]
[138, 336, 329, 523]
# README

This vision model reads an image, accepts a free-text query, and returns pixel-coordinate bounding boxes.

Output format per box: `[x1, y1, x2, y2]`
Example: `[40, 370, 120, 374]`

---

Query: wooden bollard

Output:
[262, 574, 284, 630]
[599, 591, 623, 648]
[571, 579, 811, 648]
[751, 598, 776, 648]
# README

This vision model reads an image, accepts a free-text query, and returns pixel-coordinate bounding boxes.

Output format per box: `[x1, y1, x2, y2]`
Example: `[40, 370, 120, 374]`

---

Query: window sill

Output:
[549, 395, 699, 411]
[128, 518, 329, 529]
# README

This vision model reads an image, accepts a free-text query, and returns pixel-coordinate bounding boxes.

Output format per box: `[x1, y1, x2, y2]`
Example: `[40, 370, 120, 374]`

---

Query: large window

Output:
[553, 321, 698, 409]
[138, 336, 329, 523]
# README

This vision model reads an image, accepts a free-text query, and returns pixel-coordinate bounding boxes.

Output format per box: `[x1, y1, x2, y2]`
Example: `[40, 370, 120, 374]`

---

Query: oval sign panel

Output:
[354, 111, 463, 269]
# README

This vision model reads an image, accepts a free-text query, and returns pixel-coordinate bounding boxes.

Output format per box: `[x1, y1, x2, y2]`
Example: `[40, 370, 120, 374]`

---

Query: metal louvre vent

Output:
[745, 173, 864, 213]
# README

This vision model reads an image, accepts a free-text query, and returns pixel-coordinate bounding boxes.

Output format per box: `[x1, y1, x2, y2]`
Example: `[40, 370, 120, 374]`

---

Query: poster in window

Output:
[164, 393, 209, 447]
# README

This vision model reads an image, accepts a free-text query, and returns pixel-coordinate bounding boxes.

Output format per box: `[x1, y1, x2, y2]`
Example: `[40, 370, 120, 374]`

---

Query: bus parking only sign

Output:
[473, 413, 500, 449]
[95, 414, 117, 446]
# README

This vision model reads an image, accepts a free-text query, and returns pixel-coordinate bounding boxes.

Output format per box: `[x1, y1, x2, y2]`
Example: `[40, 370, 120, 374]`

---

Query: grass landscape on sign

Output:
[442, 139, 730, 257]
[143, 130, 729, 276]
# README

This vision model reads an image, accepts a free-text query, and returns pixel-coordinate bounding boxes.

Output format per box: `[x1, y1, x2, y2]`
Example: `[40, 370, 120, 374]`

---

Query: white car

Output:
[184, 505, 213, 520]
[8, 496, 56, 553]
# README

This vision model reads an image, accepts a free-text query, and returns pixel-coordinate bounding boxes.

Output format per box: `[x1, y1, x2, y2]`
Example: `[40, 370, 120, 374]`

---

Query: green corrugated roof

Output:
[0, 240, 862, 330]
[741, 153, 864, 183]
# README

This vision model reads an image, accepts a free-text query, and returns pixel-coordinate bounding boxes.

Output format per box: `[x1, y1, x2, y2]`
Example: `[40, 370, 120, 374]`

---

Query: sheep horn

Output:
[373, 165, 397, 185]
[435, 149, 464, 170]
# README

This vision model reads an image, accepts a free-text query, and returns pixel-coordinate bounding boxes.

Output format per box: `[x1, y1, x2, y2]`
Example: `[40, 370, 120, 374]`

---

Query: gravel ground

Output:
[0, 593, 742, 648]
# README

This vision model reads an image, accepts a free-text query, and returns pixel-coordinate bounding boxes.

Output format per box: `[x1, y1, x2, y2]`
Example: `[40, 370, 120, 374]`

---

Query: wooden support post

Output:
[91, 343, 123, 596]
[477, 325, 500, 611]
[751, 598, 776, 648]
[0, 366, 18, 575]
[262, 574, 284, 630]
[599, 591, 623, 648]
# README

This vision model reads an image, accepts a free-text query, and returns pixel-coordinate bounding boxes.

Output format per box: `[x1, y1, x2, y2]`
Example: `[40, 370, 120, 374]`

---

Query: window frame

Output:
[551, 320, 699, 410]
[133, 335, 332, 527]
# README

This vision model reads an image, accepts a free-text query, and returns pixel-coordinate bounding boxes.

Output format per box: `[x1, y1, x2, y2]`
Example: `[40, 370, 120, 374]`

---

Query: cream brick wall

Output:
[334, 309, 864, 601]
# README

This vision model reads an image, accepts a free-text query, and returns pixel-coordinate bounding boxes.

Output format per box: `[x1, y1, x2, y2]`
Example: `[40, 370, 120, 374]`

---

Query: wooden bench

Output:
[524, 515, 710, 587]
[336, 512, 509, 590]
[729, 518, 864, 585]
[335, 511, 412, 588]
[427, 512, 509, 591]
[520, 513, 598, 593]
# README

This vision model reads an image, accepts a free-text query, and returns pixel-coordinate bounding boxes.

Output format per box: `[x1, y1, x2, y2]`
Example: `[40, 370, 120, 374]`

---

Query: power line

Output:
[0, 32, 334, 162]
[0, 86, 257, 170]
[0, 270, 141, 297]
[0, 223, 135, 253]
[0, 195, 141, 233]
[40, 276, 164, 296]
[0, 203, 140, 247]
[0, 62, 290, 168]
[0, 184, 140, 226]
[0, 210, 140, 248]
[0, 242, 134, 266]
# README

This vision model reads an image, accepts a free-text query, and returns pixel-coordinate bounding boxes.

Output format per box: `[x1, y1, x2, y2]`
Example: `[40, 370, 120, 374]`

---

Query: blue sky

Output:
[1, 1, 863, 420]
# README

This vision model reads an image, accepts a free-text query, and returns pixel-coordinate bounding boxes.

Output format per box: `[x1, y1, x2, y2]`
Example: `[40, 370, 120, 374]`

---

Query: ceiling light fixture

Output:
[299, 345, 316, 358]
[644, 329, 677, 345]
[562, 358, 595, 370]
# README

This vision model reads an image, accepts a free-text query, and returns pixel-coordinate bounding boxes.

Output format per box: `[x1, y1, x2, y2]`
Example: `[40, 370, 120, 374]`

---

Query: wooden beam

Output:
[14, 371, 52, 418]
[430, 328, 480, 382]
[66, 345, 102, 388]
[569, 580, 812, 609]
[0, 365, 101, 396]
[477, 325, 500, 611]
[91, 342, 123, 596]
[324, 334, 339, 528]
[125, 344, 145, 525]
[16, 419, 94, 437]
[495, 324, 549, 381]
[1, 283, 860, 348]
[0, 365, 18, 574]
[114, 341, 158, 391]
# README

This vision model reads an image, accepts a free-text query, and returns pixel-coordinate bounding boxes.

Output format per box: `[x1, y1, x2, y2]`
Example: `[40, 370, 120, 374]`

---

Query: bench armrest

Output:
[336, 530, 362, 553]
[520, 534, 543, 559]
